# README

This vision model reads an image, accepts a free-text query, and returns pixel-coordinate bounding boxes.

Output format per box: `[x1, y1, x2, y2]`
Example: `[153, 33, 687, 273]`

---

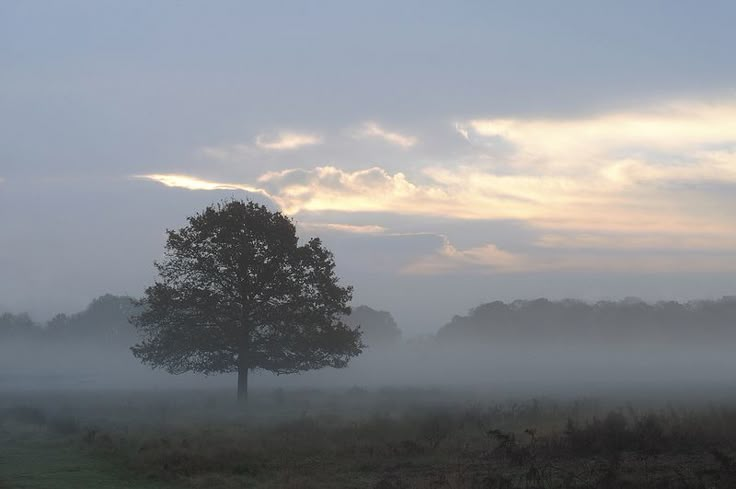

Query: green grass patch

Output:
[0, 431, 170, 489]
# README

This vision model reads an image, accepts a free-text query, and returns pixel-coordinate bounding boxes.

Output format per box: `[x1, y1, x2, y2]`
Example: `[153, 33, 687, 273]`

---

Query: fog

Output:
[3, 292, 736, 489]
[3, 297, 735, 403]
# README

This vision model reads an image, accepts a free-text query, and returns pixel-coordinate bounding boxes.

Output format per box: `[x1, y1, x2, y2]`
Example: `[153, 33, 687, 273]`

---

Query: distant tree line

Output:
[343, 305, 402, 347]
[0, 295, 140, 347]
[0, 295, 402, 349]
[6, 294, 735, 349]
[437, 297, 736, 345]
[0, 311, 39, 340]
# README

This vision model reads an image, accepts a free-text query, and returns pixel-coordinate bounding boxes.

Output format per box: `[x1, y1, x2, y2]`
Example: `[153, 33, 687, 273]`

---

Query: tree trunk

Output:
[237, 363, 249, 402]
[238, 314, 251, 402]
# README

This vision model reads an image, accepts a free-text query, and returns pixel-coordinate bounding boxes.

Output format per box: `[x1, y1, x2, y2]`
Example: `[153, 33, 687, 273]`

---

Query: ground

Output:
[2, 388, 736, 488]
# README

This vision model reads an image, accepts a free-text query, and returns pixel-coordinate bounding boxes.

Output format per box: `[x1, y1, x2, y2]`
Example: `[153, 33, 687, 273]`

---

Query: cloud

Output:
[600, 152, 736, 186]
[463, 101, 736, 169]
[256, 166, 421, 213]
[252, 165, 588, 221]
[255, 131, 322, 151]
[454, 122, 471, 142]
[198, 130, 323, 162]
[135, 174, 268, 196]
[354, 122, 417, 148]
[403, 237, 526, 274]
[138, 158, 736, 237]
[298, 222, 388, 234]
[403, 236, 736, 275]
[254, 164, 735, 236]
[536, 231, 736, 252]
[140, 98, 736, 271]
[138, 164, 736, 273]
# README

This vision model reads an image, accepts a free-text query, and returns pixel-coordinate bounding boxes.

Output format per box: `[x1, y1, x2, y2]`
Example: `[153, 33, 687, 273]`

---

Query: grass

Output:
[0, 435, 166, 489]
[2, 389, 736, 488]
[0, 409, 171, 489]
[0, 437, 172, 489]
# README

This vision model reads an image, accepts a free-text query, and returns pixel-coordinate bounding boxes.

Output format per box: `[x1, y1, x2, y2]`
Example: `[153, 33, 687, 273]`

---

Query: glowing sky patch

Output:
[134, 98, 736, 274]
[462, 102, 736, 167]
[136, 174, 267, 196]
[298, 223, 388, 234]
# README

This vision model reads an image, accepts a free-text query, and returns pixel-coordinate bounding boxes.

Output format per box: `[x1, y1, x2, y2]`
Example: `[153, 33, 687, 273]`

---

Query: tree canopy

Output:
[0, 312, 39, 340]
[131, 200, 363, 399]
[344, 305, 401, 347]
[436, 297, 736, 346]
[46, 294, 139, 345]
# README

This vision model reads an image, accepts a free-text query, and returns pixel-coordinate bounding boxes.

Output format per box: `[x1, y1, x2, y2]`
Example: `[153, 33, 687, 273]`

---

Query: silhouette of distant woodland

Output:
[0, 295, 139, 347]
[0, 295, 400, 349]
[437, 297, 736, 345]
[3, 295, 736, 349]
[343, 305, 402, 347]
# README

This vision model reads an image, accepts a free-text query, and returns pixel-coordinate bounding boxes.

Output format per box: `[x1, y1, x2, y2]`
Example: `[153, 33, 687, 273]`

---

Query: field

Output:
[3, 387, 736, 489]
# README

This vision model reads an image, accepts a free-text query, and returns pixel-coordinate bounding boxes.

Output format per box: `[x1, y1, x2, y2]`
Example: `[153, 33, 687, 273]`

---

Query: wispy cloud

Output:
[403, 236, 736, 275]
[454, 122, 471, 142]
[137, 156, 736, 236]
[135, 174, 268, 196]
[140, 98, 736, 272]
[255, 131, 322, 151]
[536, 231, 736, 252]
[138, 166, 736, 273]
[354, 122, 417, 148]
[298, 222, 388, 234]
[463, 101, 736, 169]
[198, 131, 322, 162]
[256, 166, 424, 214]
[403, 237, 526, 274]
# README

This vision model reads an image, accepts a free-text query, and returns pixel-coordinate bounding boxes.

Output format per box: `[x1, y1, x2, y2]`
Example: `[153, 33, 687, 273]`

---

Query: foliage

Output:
[0, 312, 41, 340]
[131, 200, 362, 396]
[438, 296, 736, 345]
[0, 295, 139, 346]
[46, 294, 141, 345]
[344, 306, 402, 347]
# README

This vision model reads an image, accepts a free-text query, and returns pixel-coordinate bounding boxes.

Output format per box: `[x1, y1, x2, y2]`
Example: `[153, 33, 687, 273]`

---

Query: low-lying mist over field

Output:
[3, 293, 736, 488]
[3, 295, 736, 399]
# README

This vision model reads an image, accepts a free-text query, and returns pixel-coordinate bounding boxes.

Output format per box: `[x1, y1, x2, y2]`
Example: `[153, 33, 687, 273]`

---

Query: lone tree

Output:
[131, 200, 363, 400]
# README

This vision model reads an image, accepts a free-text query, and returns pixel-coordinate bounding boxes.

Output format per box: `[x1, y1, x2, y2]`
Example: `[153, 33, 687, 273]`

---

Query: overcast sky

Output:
[2, 1, 735, 334]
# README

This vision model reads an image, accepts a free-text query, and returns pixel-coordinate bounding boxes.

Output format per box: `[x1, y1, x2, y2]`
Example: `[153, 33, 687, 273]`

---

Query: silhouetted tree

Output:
[46, 295, 139, 345]
[131, 200, 363, 400]
[344, 305, 401, 347]
[0, 312, 40, 340]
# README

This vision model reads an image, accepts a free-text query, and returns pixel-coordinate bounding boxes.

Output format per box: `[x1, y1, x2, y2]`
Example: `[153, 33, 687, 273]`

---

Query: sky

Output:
[1, 1, 736, 335]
